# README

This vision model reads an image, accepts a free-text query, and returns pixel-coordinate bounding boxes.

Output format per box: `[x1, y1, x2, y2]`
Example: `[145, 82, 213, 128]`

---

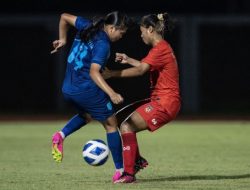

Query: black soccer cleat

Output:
[134, 156, 148, 174]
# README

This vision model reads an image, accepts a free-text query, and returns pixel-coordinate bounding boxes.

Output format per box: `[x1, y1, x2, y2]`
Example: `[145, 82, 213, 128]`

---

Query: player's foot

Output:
[114, 172, 136, 184]
[134, 156, 148, 174]
[52, 132, 64, 163]
[112, 170, 122, 182]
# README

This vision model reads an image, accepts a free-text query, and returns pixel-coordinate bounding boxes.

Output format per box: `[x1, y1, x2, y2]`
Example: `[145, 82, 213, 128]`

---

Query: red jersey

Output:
[141, 40, 180, 118]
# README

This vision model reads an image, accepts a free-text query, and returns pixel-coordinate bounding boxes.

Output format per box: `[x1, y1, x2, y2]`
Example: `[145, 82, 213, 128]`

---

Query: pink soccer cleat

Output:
[114, 172, 136, 184]
[112, 170, 122, 182]
[51, 132, 64, 163]
[134, 156, 148, 174]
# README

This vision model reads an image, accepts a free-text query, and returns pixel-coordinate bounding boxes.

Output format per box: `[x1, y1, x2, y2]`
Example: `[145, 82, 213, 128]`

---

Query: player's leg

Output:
[115, 100, 172, 183]
[101, 115, 124, 182]
[61, 113, 92, 138]
[81, 88, 124, 182]
[120, 111, 148, 164]
[52, 113, 92, 163]
[52, 93, 92, 163]
[114, 111, 148, 183]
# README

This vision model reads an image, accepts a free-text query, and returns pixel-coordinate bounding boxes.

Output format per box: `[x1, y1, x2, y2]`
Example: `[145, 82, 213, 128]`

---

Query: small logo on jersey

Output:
[106, 102, 112, 110]
[145, 105, 153, 113]
[151, 118, 157, 125]
[123, 146, 130, 151]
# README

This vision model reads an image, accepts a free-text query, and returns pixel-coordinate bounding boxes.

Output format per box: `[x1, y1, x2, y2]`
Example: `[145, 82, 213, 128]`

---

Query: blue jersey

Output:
[62, 16, 110, 95]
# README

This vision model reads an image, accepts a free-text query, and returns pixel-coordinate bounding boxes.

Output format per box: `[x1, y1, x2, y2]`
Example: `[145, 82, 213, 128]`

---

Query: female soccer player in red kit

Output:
[103, 12, 181, 183]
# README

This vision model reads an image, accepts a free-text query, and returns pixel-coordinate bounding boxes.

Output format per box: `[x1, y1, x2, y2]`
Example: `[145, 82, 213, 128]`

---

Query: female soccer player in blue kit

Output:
[50, 11, 132, 182]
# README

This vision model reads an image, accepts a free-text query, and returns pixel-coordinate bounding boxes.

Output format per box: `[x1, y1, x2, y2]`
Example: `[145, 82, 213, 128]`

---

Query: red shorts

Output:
[136, 100, 176, 132]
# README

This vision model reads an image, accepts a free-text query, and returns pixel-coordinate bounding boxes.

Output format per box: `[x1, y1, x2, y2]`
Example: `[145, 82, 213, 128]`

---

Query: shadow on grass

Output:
[138, 174, 250, 182]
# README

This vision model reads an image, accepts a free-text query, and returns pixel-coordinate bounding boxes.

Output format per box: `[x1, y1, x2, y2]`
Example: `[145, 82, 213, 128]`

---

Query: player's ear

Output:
[104, 24, 115, 34]
[148, 26, 154, 33]
[109, 25, 116, 32]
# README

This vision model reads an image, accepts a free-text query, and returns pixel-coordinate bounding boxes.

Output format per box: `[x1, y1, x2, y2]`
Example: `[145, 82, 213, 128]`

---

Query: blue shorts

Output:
[63, 88, 114, 122]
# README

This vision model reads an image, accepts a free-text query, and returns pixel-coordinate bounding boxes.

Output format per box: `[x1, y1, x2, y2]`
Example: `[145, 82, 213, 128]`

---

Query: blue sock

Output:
[107, 131, 123, 169]
[61, 114, 86, 138]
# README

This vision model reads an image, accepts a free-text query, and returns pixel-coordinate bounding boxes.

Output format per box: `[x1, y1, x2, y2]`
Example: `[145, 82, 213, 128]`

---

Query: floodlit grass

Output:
[0, 120, 250, 190]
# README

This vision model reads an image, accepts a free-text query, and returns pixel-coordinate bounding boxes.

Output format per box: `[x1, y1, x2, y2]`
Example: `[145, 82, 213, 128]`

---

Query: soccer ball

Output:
[82, 139, 109, 166]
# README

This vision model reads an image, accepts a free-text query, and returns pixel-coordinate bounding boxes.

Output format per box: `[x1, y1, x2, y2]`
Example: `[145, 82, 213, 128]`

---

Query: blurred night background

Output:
[0, 0, 250, 119]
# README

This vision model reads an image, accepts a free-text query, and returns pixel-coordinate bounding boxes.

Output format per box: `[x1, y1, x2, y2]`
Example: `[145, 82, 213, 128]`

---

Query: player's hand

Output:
[50, 39, 66, 54]
[115, 53, 129, 64]
[110, 92, 124, 104]
[102, 67, 113, 79]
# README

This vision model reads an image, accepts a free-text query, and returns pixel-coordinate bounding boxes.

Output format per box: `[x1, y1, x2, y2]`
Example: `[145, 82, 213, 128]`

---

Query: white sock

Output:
[59, 131, 65, 139]
[116, 168, 124, 173]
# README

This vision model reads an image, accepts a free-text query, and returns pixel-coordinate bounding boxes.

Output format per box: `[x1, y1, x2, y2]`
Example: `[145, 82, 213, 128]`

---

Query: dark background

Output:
[1, 0, 250, 15]
[0, 0, 249, 118]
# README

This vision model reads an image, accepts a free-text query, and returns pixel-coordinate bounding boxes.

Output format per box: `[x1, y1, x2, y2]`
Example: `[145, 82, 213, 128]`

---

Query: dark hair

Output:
[140, 12, 174, 36]
[80, 11, 132, 42]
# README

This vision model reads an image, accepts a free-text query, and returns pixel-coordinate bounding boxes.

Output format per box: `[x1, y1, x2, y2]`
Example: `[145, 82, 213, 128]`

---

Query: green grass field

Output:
[0, 120, 250, 190]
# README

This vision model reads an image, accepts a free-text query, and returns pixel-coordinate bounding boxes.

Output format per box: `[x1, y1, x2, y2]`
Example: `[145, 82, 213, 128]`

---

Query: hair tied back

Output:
[157, 14, 164, 21]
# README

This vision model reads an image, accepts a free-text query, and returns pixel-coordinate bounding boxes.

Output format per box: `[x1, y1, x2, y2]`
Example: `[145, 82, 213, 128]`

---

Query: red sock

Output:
[121, 132, 138, 175]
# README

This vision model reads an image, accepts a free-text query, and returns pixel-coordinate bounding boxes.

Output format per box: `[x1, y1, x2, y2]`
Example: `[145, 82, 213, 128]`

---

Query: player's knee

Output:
[120, 121, 133, 133]
[80, 113, 92, 123]
[104, 124, 118, 133]
[102, 116, 119, 133]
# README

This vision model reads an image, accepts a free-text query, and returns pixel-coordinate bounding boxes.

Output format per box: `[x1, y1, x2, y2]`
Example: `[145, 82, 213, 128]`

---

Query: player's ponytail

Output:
[140, 12, 174, 37]
[80, 17, 105, 42]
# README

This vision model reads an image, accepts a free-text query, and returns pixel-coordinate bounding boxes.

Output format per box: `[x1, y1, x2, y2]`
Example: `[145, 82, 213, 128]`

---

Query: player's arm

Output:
[115, 53, 141, 67]
[51, 13, 77, 54]
[90, 63, 124, 104]
[104, 62, 150, 79]
[58, 13, 76, 44]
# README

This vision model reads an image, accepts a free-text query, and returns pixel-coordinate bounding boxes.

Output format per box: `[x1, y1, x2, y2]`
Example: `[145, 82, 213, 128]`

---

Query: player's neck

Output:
[152, 36, 163, 47]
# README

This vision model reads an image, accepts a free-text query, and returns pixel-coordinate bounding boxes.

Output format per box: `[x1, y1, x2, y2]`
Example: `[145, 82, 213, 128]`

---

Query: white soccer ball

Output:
[82, 139, 109, 166]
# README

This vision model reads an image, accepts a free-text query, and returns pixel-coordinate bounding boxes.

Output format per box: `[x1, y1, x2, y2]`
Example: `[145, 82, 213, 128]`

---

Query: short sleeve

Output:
[141, 42, 172, 70]
[141, 48, 162, 69]
[75, 17, 91, 31]
[91, 40, 110, 67]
